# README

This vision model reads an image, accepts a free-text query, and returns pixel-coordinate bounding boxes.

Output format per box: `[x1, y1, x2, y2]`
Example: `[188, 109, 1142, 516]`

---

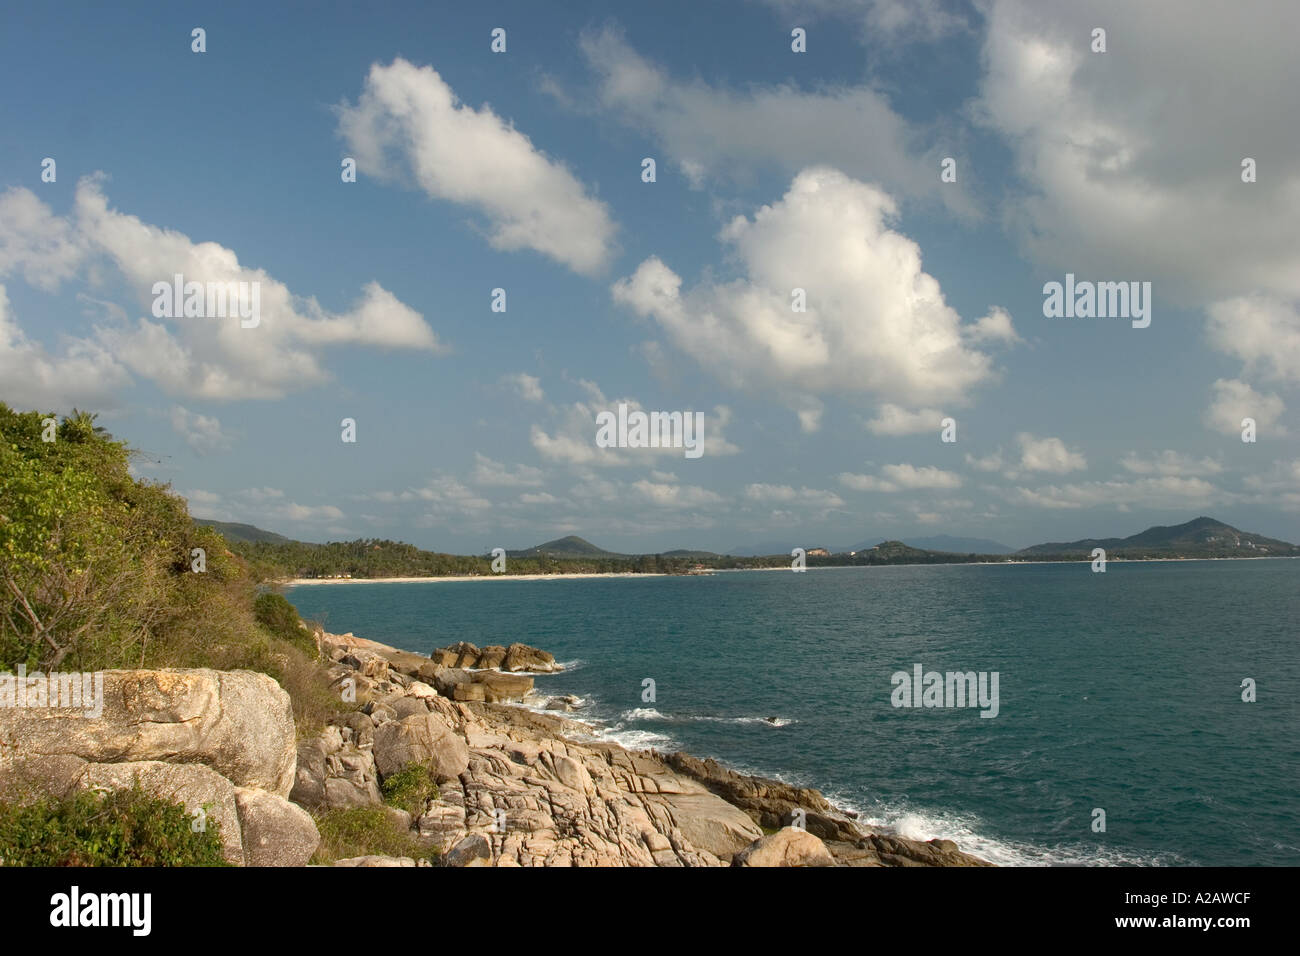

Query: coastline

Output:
[307, 631, 992, 867]
[282, 553, 1298, 588]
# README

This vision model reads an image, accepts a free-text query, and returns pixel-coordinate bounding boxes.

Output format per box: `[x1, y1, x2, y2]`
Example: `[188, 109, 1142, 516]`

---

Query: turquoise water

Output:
[286, 560, 1300, 866]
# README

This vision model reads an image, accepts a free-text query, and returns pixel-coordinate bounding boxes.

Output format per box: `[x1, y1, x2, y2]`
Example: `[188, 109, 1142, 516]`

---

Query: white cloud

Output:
[964, 450, 1005, 473]
[570, 29, 969, 215]
[472, 452, 544, 488]
[0, 188, 86, 291]
[0, 179, 443, 403]
[612, 168, 1015, 411]
[1119, 450, 1224, 477]
[1015, 433, 1087, 474]
[1243, 461, 1300, 511]
[530, 381, 739, 467]
[866, 403, 946, 436]
[1206, 295, 1300, 384]
[1006, 477, 1220, 511]
[839, 463, 962, 492]
[759, 0, 968, 43]
[975, 0, 1300, 304]
[1204, 378, 1286, 436]
[503, 372, 544, 402]
[337, 58, 617, 275]
[0, 283, 129, 410]
[170, 405, 233, 455]
[631, 480, 724, 509]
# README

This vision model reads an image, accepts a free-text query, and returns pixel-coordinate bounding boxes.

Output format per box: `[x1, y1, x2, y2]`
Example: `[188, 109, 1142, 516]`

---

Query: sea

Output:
[285, 559, 1300, 866]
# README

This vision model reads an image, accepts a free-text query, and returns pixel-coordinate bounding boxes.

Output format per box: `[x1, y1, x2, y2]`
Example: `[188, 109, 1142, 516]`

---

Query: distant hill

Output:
[1018, 516, 1298, 558]
[193, 518, 297, 545]
[899, 534, 1016, 555]
[507, 535, 625, 559]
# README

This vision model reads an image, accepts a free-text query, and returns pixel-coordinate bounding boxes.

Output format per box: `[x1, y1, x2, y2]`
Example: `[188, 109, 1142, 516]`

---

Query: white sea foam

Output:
[616, 709, 793, 727]
[830, 802, 1182, 868]
[620, 707, 668, 721]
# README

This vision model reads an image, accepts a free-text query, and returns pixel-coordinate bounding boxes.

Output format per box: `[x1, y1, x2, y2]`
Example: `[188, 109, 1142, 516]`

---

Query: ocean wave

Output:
[594, 724, 677, 751]
[826, 801, 1184, 867]
[691, 715, 794, 727]
[616, 708, 793, 727]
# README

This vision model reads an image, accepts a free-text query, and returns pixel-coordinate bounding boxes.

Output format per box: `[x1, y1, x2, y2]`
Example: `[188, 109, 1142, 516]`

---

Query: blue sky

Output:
[2, 0, 1298, 553]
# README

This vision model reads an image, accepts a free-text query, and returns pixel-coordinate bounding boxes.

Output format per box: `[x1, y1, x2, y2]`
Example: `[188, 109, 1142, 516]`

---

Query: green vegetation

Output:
[310, 806, 435, 865]
[380, 762, 440, 816]
[0, 783, 228, 866]
[0, 403, 341, 728]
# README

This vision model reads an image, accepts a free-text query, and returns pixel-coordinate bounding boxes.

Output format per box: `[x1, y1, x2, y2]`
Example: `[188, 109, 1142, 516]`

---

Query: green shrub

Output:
[253, 591, 316, 657]
[310, 806, 436, 865]
[381, 763, 440, 815]
[0, 783, 228, 866]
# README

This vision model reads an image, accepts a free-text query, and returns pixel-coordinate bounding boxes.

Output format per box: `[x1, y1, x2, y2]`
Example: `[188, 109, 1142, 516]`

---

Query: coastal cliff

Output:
[300, 631, 991, 867]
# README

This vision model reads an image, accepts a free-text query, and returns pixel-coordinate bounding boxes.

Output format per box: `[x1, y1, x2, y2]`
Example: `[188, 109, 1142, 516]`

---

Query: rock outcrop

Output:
[0, 669, 296, 795]
[733, 827, 838, 867]
[308, 631, 991, 868]
[0, 670, 317, 866]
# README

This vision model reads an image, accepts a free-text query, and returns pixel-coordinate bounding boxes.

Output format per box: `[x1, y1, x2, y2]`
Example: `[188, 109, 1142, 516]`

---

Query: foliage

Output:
[253, 591, 316, 656]
[0, 783, 228, 866]
[380, 763, 440, 815]
[310, 806, 435, 865]
[0, 403, 343, 733]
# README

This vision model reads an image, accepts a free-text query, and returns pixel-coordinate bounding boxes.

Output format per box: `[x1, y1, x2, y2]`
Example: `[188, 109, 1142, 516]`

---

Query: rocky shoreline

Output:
[299, 631, 992, 867]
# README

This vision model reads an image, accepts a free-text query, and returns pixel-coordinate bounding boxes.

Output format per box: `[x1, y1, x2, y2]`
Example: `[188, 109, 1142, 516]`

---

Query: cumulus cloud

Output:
[866, 403, 947, 436]
[0, 179, 443, 403]
[1005, 477, 1220, 511]
[1014, 433, 1086, 475]
[839, 463, 962, 492]
[964, 450, 1005, 473]
[1206, 296, 1300, 384]
[760, 0, 969, 43]
[1204, 378, 1286, 436]
[170, 405, 233, 455]
[631, 479, 724, 509]
[1120, 450, 1224, 477]
[337, 58, 617, 275]
[1243, 460, 1300, 510]
[0, 188, 86, 291]
[975, 0, 1300, 305]
[503, 372, 544, 402]
[566, 29, 969, 215]
[612, 168, 1015, 413]
[472, 452, 544, 488]
[530, 381, 739, 467]
[0, 283, 129, 409]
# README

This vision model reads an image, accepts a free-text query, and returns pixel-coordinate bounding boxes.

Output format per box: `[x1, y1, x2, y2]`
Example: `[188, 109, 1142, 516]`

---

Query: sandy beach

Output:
[284, 571, 669, 586]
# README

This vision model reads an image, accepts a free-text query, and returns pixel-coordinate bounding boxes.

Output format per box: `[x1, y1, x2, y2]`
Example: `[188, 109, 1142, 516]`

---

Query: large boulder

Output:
[476, 645, 508, 669]
[432, 668, 473, 698]
[372, 713, 469, 782]
[732, 827, 837, 867]
[235, 787, 320, 866]
[442, 833, 492, 867]
[646, 793, 765, 862]
[0, 669, 297, 796]
[501, 643, 560, 673]
[471, 671, 533, 703]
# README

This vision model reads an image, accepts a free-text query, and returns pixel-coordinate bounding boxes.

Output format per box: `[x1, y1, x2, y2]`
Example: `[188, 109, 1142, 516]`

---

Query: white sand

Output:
[284, 571, 667, 586]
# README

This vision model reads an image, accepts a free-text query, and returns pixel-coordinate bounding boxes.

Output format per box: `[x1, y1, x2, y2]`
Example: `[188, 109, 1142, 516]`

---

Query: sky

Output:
[2, 0, 1298, 554]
